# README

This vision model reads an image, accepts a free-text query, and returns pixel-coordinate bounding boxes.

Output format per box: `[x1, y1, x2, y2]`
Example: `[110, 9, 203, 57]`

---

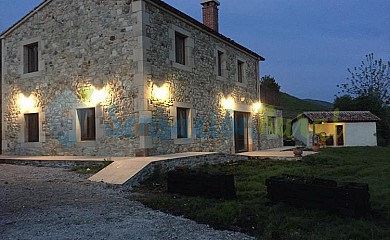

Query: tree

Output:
[337, 53, 390, 107]
[335, 53, 390, 145]
[260, 75, 281, 106]
[333, 95, 356, 111]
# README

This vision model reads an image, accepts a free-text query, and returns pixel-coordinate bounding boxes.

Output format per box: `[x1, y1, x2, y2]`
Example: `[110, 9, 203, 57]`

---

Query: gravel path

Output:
[0, 164, 254, 240]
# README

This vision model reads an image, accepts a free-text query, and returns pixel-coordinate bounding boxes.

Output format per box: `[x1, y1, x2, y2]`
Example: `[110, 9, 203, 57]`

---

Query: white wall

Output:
[345, 122, 377, 146]
[292, 118, 311, 146]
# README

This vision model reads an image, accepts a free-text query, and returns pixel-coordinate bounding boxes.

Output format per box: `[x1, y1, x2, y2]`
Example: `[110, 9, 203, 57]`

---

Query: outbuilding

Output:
[291, 111, 380, 147]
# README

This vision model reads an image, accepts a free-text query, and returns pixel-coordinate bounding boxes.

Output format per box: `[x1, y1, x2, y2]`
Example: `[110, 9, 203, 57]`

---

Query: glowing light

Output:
[18, 94, 36, 112]
[77, 85, 109, 104]
[252, 102, 262, 113]
[151, 83, 169, 101]
[90, 87, 109, 104]
[222, 97, 235, 109]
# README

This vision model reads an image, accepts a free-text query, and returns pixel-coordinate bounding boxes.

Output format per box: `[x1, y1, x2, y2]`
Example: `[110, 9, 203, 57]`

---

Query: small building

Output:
[1, 0, 283, 156]
[291, 111, 380, 147]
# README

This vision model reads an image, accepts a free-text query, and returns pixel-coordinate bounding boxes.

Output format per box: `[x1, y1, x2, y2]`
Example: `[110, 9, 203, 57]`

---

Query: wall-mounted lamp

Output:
[151, 83, 170, 102]
[222, 97, 235, 110]
[18, 93, 36, 112]
[77, 85, 109, 104]
[90, 87, 109, 104]
[252, 101, 262, 113]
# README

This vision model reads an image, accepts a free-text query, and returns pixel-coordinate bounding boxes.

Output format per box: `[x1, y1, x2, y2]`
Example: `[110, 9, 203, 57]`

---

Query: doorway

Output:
[234, 111, 249, 153]
[336, 125, 344, 146]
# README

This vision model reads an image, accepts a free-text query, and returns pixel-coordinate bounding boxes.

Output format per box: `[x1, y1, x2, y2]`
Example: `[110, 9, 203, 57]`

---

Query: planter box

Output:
[266, 175, 370, 217]
[167, 171, 236, 199]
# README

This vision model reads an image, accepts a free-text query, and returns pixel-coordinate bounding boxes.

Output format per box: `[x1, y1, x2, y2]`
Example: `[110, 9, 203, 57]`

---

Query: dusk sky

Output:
[1, 0, 389, 102]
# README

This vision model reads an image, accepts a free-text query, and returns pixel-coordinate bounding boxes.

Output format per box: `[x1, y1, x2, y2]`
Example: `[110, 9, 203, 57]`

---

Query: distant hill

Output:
[281, 92, 333, 121]
[303, 99, 334, 109]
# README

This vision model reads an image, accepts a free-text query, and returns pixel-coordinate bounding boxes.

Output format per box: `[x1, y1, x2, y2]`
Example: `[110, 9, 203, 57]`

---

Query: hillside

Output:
[281, 92, 333, 121]
[303, 99, 334, 109]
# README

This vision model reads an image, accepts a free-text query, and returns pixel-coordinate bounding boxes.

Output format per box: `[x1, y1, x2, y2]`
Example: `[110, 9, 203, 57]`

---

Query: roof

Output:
[0, 0, 265, 61]
[0, 0, 50, 39]
[294, 111, 381, 123]
[149, 0, 264, 61]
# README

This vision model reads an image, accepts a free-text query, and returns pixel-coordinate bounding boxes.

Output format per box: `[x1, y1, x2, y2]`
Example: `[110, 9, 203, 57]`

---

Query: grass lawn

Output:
[133, 147, 390, 240]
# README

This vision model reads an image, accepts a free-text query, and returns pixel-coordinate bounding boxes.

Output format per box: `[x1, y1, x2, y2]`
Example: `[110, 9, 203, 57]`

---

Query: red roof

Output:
[299, 111, 380, 123]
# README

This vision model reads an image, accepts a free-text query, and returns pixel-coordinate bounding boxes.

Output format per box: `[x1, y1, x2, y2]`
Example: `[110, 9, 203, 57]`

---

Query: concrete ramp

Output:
[89, 152, 218, 186]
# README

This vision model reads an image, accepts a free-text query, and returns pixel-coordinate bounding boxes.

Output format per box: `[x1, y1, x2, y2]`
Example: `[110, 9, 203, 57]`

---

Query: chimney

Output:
[200, 0, 220, 32]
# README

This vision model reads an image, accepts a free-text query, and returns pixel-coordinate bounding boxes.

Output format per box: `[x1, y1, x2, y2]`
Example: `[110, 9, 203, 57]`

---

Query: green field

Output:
[134, 147, 390, 240]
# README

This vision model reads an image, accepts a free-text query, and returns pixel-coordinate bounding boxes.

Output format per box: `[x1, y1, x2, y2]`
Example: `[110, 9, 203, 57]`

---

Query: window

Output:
[175, 32, 186, 65]
[217, 51, 223, 76]
[237, 60, 244, 83]
[24, 42, 39, 73]
[77, 108, 96, 141]
[24, 113, 39, 142]
[267, 116, 277, 136]
[177, 107, 189, 138]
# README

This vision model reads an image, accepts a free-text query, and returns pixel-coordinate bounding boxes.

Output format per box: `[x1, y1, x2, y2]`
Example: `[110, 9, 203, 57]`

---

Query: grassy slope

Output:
[281, 92, 333, 121]
[303, 99, 334, 109]
[135, 147, 390, 240]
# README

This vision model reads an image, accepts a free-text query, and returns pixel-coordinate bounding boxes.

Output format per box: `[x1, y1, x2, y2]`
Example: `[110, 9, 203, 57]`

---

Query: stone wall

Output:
[259, 107, 283, 149]
[143, 0, 263, 155]
[2, 0, 281, 157]
[126, 152, 249, 187]
[0, 40, 2, 154]
[2, 0, 140, 156]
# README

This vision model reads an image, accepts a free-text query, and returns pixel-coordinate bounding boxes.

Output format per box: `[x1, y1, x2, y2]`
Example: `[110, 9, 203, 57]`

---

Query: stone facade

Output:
[1, 0, 282, 157]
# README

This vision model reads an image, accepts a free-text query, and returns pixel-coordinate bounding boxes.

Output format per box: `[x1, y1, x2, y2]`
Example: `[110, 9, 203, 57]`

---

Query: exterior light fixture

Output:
[252, 101, 262, 113]
[77, 85, 109, 104]
[90, 87, 109, 104]
[222, 97, 235, 109]
[151, 83, 170, 102]
[18, 93, 36, 112]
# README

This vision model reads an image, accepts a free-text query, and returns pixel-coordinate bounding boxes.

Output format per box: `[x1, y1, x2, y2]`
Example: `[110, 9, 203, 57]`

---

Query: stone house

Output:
[0, 0, 283, 157]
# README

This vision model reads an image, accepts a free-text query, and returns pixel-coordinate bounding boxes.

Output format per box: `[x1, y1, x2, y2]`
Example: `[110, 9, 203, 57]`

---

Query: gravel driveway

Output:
[0, 164, 254, 240]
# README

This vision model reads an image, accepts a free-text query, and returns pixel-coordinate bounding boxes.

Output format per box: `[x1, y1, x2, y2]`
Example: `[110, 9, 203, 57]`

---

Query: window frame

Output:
[17, 107, 45, 146]
[24, 42, 39, 74]
[217, 51, 223, 77]
[24, 113, 39, 142]
[177, 107, 189, 139]
[237, 60, 244, 83]
[20, 37, 42, 78]
[170, 102, 195, 144]
[169, 25, 194, 72]
[215, 48, 227, 80]
[175, 32, 186, 65]
[267, 115, 282, 138]
[76, 107, 97, 141]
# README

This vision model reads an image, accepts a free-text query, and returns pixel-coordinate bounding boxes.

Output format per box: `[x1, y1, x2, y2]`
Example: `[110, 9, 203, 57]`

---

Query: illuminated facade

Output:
[1, 0, 282, 156]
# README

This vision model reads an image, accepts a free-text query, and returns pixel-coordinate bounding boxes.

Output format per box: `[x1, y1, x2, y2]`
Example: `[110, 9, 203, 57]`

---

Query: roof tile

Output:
[302, 111, 381, 123]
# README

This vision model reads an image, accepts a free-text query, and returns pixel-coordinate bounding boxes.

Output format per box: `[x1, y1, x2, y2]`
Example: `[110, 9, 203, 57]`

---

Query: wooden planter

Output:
[167, 171, 236, 199]
[266, 175, 370, 217]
